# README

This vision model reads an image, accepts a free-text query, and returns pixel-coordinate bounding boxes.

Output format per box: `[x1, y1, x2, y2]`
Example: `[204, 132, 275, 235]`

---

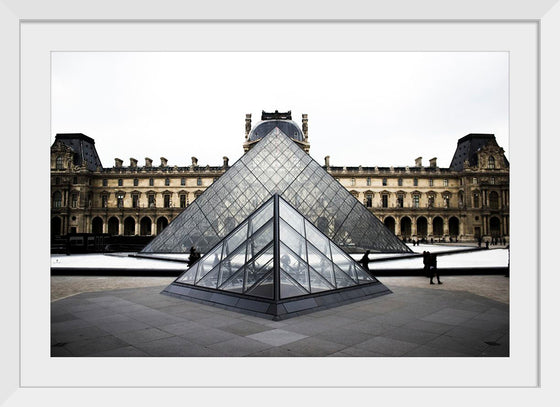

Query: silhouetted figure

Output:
[360, 250, 371, 271]
[422, 251, 430, 277]
[485, 241, 489, 249]
[187, 246, 200, 267]
[478, 236, 482, 248]
[429, 253, 441, 285]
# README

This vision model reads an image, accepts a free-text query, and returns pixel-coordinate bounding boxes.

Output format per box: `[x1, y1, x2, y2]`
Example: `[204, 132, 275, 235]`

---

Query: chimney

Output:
[302, 113, 308, 141]
[145, 157, 152, 167]
[429, 157, 437, 167]
[324, 156, 330, 167]
[130, 158, 137, 168]
[245, 113, 252, 139]
[191, 156, 198, 167]
[223, 156, 229, 168]
[415, 157, 422, 167]
[160, 157, 168, 167]
[114, 158, 123, 168]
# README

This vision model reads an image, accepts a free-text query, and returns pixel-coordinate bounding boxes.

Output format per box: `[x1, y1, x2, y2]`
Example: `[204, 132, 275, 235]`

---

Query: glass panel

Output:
[217, 244, 247, 286]
[279, 220, 307, 260]
[197, 265, 220, 288]
[355, 264, 374, 284]
[177, 262, 197, 284]
[195, 243, 223, 283]
[305, 243, 336, 286]
[220, 267, 245, 293]
[249, 200, 274, 234]
[329, 242, 358, 282]
[333, 264, 357, 288]
[304, 220, 330, 255]
[222, 223, 248, 258]
[246, 220, 273, 261]
[279, 270, 309, 299]
[279, 243, 310, 292]
[244, 259, 274, 293]
[308, 266, 336, 293]
[279, 199, 305, 235]
[248, 244, 274, 278]
[245, 270, 274, 299]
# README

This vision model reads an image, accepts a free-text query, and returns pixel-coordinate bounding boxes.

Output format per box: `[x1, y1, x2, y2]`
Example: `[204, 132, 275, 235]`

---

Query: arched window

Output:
[488, 156, 496, 169]
[55, 156, 63, 169]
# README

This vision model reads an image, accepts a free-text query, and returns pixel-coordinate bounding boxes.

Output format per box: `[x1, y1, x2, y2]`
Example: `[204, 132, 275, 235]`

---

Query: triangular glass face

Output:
[142, 129, 410, 254]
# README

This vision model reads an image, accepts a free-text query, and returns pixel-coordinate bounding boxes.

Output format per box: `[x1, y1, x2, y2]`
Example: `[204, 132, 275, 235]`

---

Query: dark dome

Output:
[248, 120, 304, 142]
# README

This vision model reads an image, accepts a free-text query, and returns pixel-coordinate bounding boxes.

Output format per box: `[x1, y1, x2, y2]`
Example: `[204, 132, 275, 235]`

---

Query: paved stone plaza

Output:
[51, 276, 509, 357]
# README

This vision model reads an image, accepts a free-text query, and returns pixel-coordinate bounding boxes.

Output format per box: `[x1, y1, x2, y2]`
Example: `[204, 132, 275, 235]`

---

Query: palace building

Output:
[50, 111, 509, 247]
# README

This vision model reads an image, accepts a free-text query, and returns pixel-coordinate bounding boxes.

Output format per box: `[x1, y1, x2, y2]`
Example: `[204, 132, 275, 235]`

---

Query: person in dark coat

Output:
[187, 246, 199, 267]
[429, 252, 442, 285]
[359, 250, 371, 271]
[422, 251, 430, 277]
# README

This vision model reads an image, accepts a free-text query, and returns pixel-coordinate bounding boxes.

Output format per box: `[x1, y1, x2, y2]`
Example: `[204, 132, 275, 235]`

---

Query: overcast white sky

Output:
[52, 52, 508, 168]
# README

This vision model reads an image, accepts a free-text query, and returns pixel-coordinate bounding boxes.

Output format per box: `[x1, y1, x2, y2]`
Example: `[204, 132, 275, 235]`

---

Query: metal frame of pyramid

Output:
[142, 129, 412, 255]
[162, 195, 391, 320]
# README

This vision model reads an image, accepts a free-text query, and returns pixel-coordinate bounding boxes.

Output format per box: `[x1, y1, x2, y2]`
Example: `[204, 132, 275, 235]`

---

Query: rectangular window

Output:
[365, 194, 373, 208]
[473, 177, 478, 185]
[148, 194, 156, 208]
[366, 177, 371, 186]
[149, 178, 154, 186]
[413, 178, 418, 187]
[181, 178, 186, 186]
[133, 178, 139, 187]
[398, 178, 403, 186]
[382, 178, 387, 186]
[473, 193, 479, 208]
[71, 194, 78, 208]
[118, 179, 123, 186]
[101, 195, 108, 208]
[132, 194, 139, 208]
[116, 193, 124, 208]
[180, 194, 187, 208]
[397, 194, 404, 208]
[429, 178, 433, 187]
[351, 178, 356, 186]
[413, 195, 420, 208]
[443, 178, 448, 187]
[428, 195, 434, 208]
[102, 179, 108, 187]
[382, 194, 388, 208]
[197, 177, 202, 186]
[490, 177, 495, 185]
[165, 178, 170, 186]
[164, 194, 171, 208]
[444, 195, 450, 208]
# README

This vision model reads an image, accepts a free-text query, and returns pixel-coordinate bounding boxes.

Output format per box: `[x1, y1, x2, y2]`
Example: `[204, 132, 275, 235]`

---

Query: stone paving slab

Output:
[50, 278, 509, 357]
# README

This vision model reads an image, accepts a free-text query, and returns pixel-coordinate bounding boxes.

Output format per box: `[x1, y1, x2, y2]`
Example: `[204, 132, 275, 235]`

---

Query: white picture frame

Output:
[2, 0, 558, 404]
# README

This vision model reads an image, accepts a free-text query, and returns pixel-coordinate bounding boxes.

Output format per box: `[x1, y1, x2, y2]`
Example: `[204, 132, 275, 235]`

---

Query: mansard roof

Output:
[53, 133, 103, 171]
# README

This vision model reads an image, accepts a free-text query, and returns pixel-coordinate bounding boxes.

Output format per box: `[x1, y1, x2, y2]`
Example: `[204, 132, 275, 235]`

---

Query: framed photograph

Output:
[3, 0, 557, 404]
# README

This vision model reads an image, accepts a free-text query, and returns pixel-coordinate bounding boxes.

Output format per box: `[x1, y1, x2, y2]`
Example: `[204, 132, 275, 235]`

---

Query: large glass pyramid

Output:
[162, 195, 391, 319]
[143, 127, 411, 254]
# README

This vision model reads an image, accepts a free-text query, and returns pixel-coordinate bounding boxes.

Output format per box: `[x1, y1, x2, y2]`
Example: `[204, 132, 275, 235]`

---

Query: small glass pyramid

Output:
[162, 195, 391, 319]
[142, 128, 411, 255]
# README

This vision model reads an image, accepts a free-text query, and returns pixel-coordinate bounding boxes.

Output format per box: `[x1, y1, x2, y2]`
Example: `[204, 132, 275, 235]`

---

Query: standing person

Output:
[359, 250, 371, 271]
[478, 236, 482, 248]
[422, 251, 430, 277]
[429, 252, 442, 285]
[188, 246, 198, 267]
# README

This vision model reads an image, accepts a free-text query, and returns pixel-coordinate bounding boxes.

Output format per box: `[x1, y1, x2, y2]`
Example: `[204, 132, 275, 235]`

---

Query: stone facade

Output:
[51, 115, 509, 243]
